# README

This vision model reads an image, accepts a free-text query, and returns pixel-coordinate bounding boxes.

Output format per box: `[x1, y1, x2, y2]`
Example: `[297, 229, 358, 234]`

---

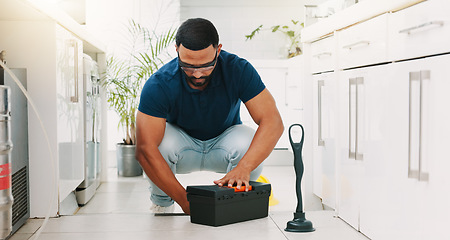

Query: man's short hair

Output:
[176, 18, 219, 51]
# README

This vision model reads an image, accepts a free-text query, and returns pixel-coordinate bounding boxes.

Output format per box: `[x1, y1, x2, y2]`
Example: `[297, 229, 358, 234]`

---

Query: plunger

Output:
[285, 124, 315, 232]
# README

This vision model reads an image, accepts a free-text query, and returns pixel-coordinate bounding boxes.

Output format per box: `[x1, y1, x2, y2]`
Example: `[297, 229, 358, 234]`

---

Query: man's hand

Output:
[213, 166, 252, 191]
[179, 196, 191, 215]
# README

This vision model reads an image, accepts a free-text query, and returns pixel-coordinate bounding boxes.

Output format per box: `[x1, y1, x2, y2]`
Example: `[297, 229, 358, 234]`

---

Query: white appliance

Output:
[0, 68, 29, 237]
[75, 55, 101, 205]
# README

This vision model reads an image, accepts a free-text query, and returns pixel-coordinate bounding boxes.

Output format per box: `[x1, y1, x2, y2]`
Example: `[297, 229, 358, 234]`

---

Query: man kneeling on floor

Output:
[135, 18, 284, 214]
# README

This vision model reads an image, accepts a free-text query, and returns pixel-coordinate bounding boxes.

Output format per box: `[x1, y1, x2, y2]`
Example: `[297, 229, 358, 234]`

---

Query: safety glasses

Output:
[178, 50, 218, 74]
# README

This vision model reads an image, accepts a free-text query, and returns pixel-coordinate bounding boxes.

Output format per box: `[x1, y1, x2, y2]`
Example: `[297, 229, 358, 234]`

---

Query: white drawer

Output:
[389, 0, 450, 61]
[311, 35, 335, 73]
[338, 14, 388, 69]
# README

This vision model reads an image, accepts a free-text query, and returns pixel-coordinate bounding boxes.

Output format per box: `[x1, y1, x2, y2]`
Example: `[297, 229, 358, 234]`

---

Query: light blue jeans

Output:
[149, 123, 264, 207]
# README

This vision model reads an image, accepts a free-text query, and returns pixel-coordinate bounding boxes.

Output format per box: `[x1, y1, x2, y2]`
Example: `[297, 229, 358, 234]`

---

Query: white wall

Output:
[180, 0, 329, 60]
[180, 0, 303, 60]
[86, 0, 180, 56]
[85, 0, 180, 153]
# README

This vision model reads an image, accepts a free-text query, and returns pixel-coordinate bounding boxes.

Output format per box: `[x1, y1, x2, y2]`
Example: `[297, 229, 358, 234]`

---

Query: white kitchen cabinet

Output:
[303, 0, 450, 239]
[337, 67, 367, 230]
[262, 66, 290, 150]
[0, 21, 84, 217]
[336, 67, 365, 229]
[419, 55, 450, 238]
[241, 58, 304, 150]
[335, 41, 450, 240]
[335, 14, 392, 231]
[56, 24, 85, 205]
[389, 0, 450, 61]
[338, 13, 388, 70]
[356, 64, 396, 239]
[312, 72, 337, 209]
[337, 63, 393, 234]
[374, 54, 450, 240]
[240, 65, 288, 149]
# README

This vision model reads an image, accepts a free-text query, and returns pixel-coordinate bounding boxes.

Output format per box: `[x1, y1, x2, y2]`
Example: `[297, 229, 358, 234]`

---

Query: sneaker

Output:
[150, 204, 175, 214]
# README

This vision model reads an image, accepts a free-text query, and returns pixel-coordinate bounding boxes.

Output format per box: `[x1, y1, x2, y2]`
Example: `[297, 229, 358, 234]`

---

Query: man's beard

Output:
[186, 74, 213, 87]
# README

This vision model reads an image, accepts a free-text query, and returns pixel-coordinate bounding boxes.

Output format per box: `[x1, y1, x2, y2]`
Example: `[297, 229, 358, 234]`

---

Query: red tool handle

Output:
[229, 185, 253, 192]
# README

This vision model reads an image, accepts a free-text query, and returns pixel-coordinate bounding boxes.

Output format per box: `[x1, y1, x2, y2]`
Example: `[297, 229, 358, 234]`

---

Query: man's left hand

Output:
[213, 166, 252, 191]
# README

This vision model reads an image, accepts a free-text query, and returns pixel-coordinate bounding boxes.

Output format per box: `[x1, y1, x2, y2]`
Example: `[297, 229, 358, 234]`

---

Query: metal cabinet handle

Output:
[408, 72, 420, 180]
[349, 78, 356, 159]
[70, 40, 79, 103]
[313, 52, 332, 59]
[349, 77, 364, 160]
[399, 21, 444, 34]
[355, 77, 364, 161]
[318, 80, 325, 146]
[419, 71, 430, 181]
[342, 41, 370, 50]
[408, 71, 430, 181]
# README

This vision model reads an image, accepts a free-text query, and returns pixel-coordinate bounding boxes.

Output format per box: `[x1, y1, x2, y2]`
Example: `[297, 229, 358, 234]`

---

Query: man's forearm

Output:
[238, 115, 284, 171]
[136, 145, 190, 213]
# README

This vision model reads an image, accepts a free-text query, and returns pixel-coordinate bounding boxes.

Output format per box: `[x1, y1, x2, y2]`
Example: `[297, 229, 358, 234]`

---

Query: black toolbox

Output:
[186, 181, 271, 227]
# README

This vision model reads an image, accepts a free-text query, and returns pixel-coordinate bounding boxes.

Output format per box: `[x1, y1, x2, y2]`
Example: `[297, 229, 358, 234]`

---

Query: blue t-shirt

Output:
[138, 50, 265, 141]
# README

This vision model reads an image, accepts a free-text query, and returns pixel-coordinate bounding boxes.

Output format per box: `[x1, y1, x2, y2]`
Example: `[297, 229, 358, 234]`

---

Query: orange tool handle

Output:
[229, 185, 253, 192]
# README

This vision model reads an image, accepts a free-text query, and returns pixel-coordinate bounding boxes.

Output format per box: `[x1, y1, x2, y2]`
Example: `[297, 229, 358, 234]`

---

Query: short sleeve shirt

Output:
[138, 50, 265, 141]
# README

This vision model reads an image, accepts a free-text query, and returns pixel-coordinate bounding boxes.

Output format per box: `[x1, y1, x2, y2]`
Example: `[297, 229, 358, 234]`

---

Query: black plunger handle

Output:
[288, 124, 305, 214]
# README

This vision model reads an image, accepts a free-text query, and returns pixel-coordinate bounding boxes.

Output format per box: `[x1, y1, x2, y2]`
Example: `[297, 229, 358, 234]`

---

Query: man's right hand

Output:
[180, 197, 190, 215]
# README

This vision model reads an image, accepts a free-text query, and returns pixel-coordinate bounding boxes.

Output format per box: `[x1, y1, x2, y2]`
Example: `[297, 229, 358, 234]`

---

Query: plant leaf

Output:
[102, 19, 176, 144]
[287, 30, 295, 37]
[245, 25, 263, 40]
[271, 25, 280, 32]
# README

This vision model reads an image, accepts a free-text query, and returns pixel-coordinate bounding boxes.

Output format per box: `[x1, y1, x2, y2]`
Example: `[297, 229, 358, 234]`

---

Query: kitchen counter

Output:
[301, 0, 425, 43]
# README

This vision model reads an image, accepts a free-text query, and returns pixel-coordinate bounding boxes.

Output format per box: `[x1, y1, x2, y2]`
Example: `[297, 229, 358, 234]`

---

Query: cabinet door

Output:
[312, 72, 337, 209]
[385, 54, 450, 239]
[357, 64, 395, 239]
[337, 65, 390, 232]
[337, 68, 364, 230]
[421, 54, 450, 239]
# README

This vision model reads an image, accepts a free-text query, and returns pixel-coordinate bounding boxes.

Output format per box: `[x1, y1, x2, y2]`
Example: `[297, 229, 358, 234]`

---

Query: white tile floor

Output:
[9, 166, 369, 240]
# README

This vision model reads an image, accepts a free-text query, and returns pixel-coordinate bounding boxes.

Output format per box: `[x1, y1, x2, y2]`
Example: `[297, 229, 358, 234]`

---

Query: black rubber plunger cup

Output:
[285, 124, 315, 232]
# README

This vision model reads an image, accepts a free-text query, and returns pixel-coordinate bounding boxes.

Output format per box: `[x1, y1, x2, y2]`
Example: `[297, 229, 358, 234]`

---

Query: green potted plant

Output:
[103, 19, 176, 176]
[245, 20, 304, 58]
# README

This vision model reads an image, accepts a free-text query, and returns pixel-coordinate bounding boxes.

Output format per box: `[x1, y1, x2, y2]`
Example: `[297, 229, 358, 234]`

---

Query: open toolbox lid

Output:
[186, 181, 271, 198]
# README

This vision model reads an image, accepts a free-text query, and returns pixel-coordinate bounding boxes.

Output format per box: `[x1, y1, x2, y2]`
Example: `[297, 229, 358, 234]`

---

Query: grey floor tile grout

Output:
[269, 214, 290, 240]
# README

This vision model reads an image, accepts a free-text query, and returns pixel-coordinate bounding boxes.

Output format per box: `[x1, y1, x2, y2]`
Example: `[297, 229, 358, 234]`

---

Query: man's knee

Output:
[226, 125, 255, 153]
